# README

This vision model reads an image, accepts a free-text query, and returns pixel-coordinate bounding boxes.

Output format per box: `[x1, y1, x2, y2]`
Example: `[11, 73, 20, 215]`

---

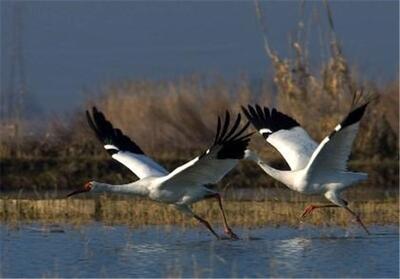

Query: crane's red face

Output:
[67, 181, 93, 197]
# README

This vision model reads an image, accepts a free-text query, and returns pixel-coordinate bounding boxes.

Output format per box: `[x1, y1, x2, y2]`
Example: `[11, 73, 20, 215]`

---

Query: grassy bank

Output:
[1, 197, 398, 227]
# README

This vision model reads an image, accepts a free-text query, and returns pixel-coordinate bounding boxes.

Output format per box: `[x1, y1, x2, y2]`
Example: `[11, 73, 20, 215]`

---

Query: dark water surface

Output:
[1, 223, 398, 278]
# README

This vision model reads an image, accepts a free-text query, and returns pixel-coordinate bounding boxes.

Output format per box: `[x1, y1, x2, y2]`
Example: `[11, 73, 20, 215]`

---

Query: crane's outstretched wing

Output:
[86, 107, 168, 179]
[242, 105, 317, 170]
[305, 103, 369, 178]
[161, 111, 252, 190]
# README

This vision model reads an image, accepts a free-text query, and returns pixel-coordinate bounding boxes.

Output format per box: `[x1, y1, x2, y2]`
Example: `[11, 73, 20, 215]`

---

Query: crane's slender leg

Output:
[193, 214, 220, 239]
[301, 204, 339, 218]
[174, 204, 220, 239]
[213, 193, 239, 240]
[204, 193, 238, 239]
[344, 206, 370, 235]
[300, 204, 370, 235]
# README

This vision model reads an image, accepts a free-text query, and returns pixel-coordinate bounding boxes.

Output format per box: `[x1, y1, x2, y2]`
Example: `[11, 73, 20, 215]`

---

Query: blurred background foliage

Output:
[0, 1, 398, 192]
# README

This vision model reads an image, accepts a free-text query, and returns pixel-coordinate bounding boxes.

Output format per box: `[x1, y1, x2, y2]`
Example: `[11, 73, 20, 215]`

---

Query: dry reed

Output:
[254, 0, 398, 150]
[1, 197, 397, 228]
[0, 2, 397, 192]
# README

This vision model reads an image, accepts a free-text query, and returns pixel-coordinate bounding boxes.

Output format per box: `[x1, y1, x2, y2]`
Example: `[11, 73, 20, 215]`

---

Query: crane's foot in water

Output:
[354, 214, 371, 235]
[345, 207, 371, 235]
[224, 228, 239, 240]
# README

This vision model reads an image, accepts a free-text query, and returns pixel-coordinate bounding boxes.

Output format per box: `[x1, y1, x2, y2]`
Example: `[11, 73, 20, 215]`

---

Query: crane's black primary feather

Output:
[242, 105, 300, 139]
[341, 103, 369, 128]
[328, 103, 369, 139]
[86, 107, 145, 155]
[201, 111, 252, 160]
[221, 113, 242, 142]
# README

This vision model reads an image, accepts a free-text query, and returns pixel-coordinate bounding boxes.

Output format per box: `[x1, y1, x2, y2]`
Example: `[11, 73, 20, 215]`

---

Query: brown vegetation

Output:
[1, 197, 397, 227]
[0, 156, 398, 192]
[1, 75, 397, 160]
[0, 1, 398, 191]
[0, 75, 397, 191]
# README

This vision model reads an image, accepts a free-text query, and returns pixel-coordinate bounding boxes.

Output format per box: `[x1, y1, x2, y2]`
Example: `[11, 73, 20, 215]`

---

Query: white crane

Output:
[67, 107, 251, 239]
[242, 104, 370, 234]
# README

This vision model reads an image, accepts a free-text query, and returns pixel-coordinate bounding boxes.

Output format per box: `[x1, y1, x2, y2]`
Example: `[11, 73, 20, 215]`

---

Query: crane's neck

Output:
[92, 182, 149, 197]
[257, 161, 294, 187]
[246, 150, 297, 191]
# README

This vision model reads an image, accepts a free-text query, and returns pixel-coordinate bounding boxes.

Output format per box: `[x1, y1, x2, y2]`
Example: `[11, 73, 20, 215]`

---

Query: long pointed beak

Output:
[67, 188, 88, 197]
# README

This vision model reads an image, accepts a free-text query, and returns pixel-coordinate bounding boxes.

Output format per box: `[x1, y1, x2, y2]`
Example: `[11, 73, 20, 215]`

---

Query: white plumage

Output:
[242, 104, 370, 234]
[266, 126, 317, 170]
[68, 107, 251, 239]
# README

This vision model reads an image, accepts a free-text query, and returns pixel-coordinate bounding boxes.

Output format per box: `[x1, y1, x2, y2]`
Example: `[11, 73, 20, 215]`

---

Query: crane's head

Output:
[67, 181, 94, 197]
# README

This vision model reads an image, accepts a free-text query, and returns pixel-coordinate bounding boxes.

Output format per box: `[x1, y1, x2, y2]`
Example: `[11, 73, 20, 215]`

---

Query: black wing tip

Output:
[215, 111, 251, 141]
[90, 106, 99, 116]
[341, 102, 369, 128]
[86, 106, 97, 119]
[242, 104, 300, 133]
[85, 106, 145, 155]
[86, 110, 92, 123]
[216, 137, 251, 159]
[211, 111, 252, 160]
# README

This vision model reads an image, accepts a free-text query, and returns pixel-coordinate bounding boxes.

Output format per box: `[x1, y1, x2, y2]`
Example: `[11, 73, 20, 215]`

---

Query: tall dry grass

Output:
[254, 0, 398, 157]
[1, 197, 397, 227]
[0, 1, 398, 191]
[85, 76, 262, 156]
[17, 0, 396, 161]
[9, 73, 393, 161]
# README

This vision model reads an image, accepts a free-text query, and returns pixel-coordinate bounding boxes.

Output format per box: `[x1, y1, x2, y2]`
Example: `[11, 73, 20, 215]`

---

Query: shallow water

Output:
[1, 223, 398, 278]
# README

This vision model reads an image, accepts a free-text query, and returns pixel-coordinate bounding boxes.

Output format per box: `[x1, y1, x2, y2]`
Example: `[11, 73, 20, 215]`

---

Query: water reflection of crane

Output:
[1, 2, 27, 156]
